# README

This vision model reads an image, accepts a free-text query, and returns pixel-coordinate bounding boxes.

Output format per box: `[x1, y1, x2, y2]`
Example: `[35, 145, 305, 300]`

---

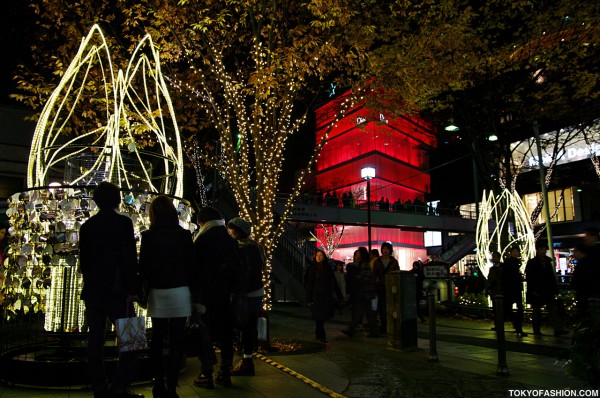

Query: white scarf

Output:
[194, 219, 225, 241]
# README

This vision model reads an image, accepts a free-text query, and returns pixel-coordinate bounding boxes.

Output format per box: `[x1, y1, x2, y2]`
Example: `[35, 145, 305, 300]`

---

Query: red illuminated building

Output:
[314, 91, 437, 268]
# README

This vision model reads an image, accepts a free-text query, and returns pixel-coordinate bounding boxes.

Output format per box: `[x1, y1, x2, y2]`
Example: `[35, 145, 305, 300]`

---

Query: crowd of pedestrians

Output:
[485, 227, 600, 337]
[307, 190, 461, 216]
[76, 181, 598, 398]
[302, 242, 426, 341]
[79, 182, 266, 398]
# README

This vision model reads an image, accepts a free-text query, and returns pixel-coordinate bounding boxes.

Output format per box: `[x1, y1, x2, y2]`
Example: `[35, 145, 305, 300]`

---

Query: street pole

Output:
[494, 294, 509, 376]
[427, 292, 439, 362]
[533, 121, 556, 269]
[367, 177, 372, 252]
[362, 167, 375, 253]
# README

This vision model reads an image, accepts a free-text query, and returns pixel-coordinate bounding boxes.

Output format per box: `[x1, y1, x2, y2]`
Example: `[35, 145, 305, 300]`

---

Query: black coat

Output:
[238, 240, 265, 294]
[305, 261, 342, 321]
[525, 255, 557, 306]
[572, 256, 600, 309]
[79, 209, 139, 303]
[139, 224, 194, 289]
[501, 257, 523, 303]
[191, 224, 240, 304]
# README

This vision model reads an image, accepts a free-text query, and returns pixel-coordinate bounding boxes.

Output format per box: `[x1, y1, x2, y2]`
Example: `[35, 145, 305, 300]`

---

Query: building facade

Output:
[313, 92, 437, 268]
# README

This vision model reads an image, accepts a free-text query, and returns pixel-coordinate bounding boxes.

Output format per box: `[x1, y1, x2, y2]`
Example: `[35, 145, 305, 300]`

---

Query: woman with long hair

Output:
[139, 195, 193, 398]
[304, 249, 343, 343]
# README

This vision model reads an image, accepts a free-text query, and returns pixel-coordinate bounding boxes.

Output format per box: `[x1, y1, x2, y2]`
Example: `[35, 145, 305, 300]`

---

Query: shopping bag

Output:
[257, 316, 267, 341]
[115, 316, 148, 352]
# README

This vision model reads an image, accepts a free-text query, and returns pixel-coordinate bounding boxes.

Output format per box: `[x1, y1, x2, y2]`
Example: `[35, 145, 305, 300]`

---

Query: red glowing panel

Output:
[315, 225, 424, 247]
[316, 127, 429, 171]
[316, 154, 430, 196]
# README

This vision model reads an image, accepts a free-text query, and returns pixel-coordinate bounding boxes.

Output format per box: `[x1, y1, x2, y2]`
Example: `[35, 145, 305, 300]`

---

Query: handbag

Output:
[115, 315, 148, 352]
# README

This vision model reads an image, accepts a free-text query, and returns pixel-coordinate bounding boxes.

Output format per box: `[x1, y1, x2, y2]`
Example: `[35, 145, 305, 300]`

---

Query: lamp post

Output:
[361, 166, 375, 251]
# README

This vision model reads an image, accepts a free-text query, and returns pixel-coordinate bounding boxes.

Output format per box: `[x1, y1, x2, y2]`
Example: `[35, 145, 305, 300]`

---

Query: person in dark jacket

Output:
[525, 242, 565, 336]
[79, 182, 143, 398]
[139, 195, 193, 398]
[486, 251, 503, 330]
[226, 217, 266, 377]
[372, 242, 400, 334]
[305, 249, 343, 343]
[501, 246, 527, 337]
[342, 247, 378, 337]
[191, 206, 241, 389]
[571, 244, 600, 321]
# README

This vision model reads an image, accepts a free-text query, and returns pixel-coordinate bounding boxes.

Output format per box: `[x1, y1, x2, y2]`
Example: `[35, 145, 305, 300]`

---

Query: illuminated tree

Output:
[11, 0, 374, 307]
[310, 224, 345, 258]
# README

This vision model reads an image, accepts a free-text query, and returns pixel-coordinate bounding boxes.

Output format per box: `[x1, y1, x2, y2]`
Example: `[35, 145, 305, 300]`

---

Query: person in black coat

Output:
[525, 242, 564, 336]
[342, 247, 378, 337]
[190, 206, 241, 389]
[305, 249, 343, 343]
[572, 243, 600, 320]
[139, 195, 193, 398]
[501, 246, 527, 337]
[486, 251, 503, 330]
[79, 182, 143, 398]
[226, 217, 266, 377]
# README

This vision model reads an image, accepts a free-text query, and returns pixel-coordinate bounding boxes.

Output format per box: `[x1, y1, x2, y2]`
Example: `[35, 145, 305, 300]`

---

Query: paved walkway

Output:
[0, 303, 595, 398]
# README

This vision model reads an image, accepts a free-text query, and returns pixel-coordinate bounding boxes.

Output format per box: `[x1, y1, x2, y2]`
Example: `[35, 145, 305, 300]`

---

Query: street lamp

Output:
[444, 120, 460, 132]
[361, 166, 375, 251]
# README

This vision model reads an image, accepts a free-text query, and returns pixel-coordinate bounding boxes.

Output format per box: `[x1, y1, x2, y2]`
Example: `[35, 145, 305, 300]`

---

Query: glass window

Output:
[522, 187, 575, 224]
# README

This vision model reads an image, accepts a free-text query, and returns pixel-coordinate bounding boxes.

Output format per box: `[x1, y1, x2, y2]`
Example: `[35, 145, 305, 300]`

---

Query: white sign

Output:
[511, 123, 600, 170]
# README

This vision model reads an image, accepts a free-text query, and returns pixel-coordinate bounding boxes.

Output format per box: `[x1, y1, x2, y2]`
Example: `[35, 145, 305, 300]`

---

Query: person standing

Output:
[226, 217, 266, 377]
[79, 182, 143, 398]
[372, 242, 400, 335]
[333, 260, 347, 315]
[572, 243, 600, 320]
[501, 246, 527, 337]
[305, 249, 343, 343]
[525, 242, 565, 336]
[191, 207, 241, 388]
[139, 196, 193, 398]
[342, 247, 379, 337]
[486, 251, 503, 330]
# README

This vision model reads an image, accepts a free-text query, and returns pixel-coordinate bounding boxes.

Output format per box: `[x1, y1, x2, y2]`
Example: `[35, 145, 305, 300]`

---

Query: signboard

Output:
[423, 263, 449, 279]
[510, 123, 600, 171]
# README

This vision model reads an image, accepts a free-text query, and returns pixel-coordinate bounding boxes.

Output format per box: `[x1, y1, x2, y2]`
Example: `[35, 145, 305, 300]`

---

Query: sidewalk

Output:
[0, 303, 593, 398]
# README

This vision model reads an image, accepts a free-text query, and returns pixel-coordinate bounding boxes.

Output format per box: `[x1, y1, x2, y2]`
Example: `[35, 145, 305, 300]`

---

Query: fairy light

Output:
[310, 224, 345, 258]
[3, 25, 193, 331]
[27, 24, 184, 197]
[476, 189, 536, 278]
[158, 26, 366, 310]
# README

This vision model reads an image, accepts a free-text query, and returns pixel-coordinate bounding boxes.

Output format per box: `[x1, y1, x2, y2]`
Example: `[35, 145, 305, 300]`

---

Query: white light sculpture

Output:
[476, 189, 536, 278]
[2, 25, 192, 333]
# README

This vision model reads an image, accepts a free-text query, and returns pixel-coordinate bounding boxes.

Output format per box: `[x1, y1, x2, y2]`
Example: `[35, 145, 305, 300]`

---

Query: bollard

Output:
[427, 291, 439, 362]
[494, 294, 509, 376]
[385, 271, 418, 351]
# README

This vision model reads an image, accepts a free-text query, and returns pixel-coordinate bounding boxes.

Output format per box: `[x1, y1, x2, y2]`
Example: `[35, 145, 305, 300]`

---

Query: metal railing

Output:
[275, 193, 477, 219]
